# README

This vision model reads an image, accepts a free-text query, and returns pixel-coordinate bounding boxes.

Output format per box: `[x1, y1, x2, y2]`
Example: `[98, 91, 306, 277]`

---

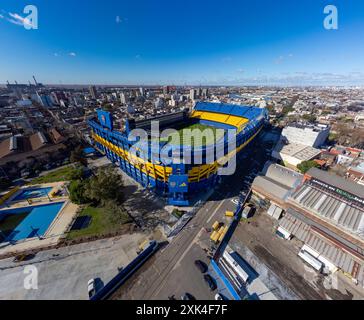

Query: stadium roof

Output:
[194, 102, 264, 121]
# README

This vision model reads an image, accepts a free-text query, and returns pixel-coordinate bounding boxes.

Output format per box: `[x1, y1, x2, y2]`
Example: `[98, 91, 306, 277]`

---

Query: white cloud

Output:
[0, 11, 33, 27]
[236, 68, 245, 73]
[200, 71, 364, 86]
[7, 12, 32, 27]
[116, 16, 122, 24]
[54, 53, 59, 57]
[69, 52, 77, 57]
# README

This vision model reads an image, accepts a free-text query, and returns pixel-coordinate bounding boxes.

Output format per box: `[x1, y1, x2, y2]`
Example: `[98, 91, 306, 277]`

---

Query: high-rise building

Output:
[89, 86, 98, 99]
[36, 92, 53, 108]
[120, 92, 128, 104]
[190, 89, 196, 101]
[196, 87, 202, 98]
[202, 88, 209, 99]
[51, 91, 67, 105]
[163, 86, 169, 95]
[155, 97, 164, 108]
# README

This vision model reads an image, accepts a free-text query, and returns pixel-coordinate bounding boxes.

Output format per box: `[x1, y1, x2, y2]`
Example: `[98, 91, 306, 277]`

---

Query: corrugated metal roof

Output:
[279, 212, 364, 285]
[289, 184, 364, 237]
[307, 168, 364, 200]
[262, 162, 303, 189]
[252, 176, 291, 201]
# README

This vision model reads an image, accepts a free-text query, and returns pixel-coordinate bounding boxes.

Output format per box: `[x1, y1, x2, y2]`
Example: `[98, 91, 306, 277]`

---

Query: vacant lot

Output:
[29, 166, 81, 185]
[67, 206, 131, 241]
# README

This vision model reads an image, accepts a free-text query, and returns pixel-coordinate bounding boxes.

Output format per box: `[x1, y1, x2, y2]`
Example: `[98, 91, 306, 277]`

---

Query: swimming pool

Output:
[12, 187, 53, 201]
[0, 202, 65, 243]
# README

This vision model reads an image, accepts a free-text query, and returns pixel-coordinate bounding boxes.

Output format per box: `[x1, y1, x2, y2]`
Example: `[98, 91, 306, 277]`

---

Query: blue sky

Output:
[0, 0, 364, 85]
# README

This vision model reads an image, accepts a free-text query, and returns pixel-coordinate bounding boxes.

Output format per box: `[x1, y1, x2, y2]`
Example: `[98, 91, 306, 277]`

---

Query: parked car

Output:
[215, 293, 228, 300]
[194, 260, 208, 273]
[181, 293, 196, 300]
[87, 278, 104, 298]
[203, 274, 217, 291]
[88, 279, 96, 298]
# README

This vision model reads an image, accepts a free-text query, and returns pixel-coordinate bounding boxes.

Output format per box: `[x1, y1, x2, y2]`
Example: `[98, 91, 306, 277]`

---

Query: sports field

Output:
[158, 123, 226, 147]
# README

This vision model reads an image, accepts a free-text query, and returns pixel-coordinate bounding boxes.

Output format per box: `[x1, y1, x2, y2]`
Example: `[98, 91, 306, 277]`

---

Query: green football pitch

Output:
[158, 123, 226, 147]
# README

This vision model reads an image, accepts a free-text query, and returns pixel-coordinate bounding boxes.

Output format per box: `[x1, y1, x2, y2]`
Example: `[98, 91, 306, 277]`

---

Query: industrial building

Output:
[289, 170, 364, 285]
[251, 162, 303, 208]
[88, 102, 268, 205]
[281, 123, 330, 148]
[272, 140, 322, 168]
[252, 164, 364, 287]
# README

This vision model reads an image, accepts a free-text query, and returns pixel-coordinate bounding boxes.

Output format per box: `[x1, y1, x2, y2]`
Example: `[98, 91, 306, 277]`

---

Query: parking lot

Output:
[0, 233, 147, 300]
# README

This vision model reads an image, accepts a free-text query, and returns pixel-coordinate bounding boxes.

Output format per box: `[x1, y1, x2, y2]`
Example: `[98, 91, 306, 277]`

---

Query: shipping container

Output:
[225, 211, 234, 217]
[210, 231, 218, 241]
[212, 221, 220, 231]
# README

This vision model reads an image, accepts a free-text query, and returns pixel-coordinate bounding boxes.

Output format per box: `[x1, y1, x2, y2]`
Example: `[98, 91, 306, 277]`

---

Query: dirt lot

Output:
[230, 210, 361, 300]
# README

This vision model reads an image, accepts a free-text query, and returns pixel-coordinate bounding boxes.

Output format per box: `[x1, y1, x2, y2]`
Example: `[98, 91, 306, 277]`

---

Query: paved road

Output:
[112, 197, 236, 300]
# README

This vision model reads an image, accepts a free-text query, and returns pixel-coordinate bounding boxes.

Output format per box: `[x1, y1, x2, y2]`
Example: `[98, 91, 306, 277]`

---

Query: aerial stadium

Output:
[88, 102, 268, 206]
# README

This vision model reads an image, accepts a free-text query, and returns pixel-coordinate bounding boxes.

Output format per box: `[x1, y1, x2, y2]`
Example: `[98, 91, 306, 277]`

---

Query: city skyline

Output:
[1, 0, 364, 86]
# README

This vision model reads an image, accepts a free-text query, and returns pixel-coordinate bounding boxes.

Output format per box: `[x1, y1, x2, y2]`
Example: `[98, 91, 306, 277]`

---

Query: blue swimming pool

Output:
[0, 202, 65, 242]
[13, 187, 53, 201]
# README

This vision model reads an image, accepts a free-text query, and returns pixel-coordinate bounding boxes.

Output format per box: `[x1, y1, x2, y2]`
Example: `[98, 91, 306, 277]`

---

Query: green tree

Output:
[70, 146, 88, 167]
[68, 166, 84, 180]
[69, 180, 89, 204]
[302, 114, 317, 123]
[103, 200, 132, 225]
[85, 167, 124, 205]
[297, 160, 320, 174]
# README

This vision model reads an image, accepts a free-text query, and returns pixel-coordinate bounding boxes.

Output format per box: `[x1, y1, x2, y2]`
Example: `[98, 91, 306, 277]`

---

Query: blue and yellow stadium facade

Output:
[88, 102, 268, 206]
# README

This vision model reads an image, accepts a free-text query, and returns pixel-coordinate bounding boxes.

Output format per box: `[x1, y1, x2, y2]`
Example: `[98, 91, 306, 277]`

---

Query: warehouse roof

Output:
[262, 162, 303, 189]
[290, 184, 364, 238]
[252, 162, 303, 203]
[307, 168, 364, 200]
[273, 141, 321, 161]
[252, 176, 292, 202]
[279, 211, 364, 286]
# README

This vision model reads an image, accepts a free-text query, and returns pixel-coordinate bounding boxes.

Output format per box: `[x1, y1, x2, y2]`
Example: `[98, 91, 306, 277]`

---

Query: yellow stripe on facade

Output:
[92, 126, 262, 183]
